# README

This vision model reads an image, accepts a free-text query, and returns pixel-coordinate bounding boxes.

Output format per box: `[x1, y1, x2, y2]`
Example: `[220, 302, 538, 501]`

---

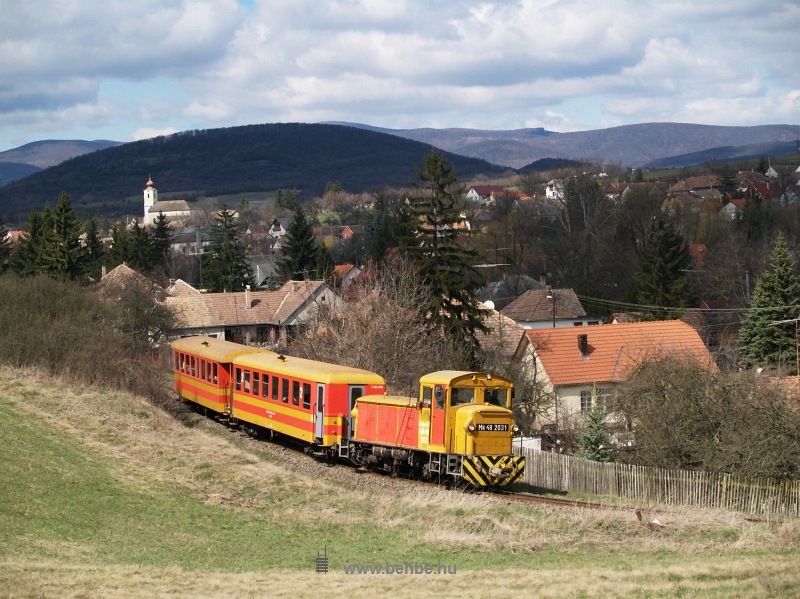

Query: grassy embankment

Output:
[1, 367, 799, 599]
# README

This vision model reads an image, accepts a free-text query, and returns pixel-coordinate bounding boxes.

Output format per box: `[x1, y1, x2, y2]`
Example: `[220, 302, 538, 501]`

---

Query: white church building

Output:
[142, 176, 194, 225]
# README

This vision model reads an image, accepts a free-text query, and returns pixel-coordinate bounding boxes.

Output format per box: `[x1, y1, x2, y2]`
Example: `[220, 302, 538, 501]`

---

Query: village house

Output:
[162, 279, 337, 346]
[500, 288, 594, 329]
[466, 185, 505, 206]
[514, 320, 717, 432]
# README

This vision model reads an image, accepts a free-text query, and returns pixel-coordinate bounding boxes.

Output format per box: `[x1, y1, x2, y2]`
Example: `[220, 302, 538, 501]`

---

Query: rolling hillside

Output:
[340, 122, 800, 169]
[0, 124, 506, 221]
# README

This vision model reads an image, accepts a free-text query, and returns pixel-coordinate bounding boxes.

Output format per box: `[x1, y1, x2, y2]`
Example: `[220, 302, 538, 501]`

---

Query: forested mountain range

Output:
[0, 124, 507, 222]
[1, 121, 799, 222]
[337, 122, 800, 169]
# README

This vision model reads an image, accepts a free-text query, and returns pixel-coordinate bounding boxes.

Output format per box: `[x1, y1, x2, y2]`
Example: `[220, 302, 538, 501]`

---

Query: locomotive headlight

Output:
[512, 424, 520, 434]
[467, 422, 476, 432]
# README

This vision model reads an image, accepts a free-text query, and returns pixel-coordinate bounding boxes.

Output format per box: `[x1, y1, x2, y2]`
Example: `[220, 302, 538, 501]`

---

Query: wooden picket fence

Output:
[513, 446, 800, 518]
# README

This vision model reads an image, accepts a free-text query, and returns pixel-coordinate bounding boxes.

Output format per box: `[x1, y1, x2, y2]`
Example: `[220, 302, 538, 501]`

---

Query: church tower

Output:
[143, 176, 157, 224]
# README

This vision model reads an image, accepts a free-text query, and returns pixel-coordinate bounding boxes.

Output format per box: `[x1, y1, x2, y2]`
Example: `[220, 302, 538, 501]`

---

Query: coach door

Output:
[347, 385, 365, 439]
[315, 384, 325, 442]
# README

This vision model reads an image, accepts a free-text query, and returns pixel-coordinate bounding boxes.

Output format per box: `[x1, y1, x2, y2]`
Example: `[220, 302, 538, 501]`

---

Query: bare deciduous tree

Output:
[612, 357, 800, 479]
[290, 259, 471, 395]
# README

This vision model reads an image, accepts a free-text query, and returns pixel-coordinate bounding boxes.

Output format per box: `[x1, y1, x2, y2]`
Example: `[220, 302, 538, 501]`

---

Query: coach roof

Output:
[235, 352, 386, 385]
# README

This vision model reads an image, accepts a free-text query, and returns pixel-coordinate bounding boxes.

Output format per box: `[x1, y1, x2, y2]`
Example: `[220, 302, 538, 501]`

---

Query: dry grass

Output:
[1, 555, 798, 599]
[1, 366, 799, 598]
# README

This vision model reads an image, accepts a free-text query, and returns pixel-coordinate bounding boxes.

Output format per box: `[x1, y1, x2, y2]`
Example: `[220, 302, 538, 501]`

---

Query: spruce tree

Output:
[277, 204, 319, 281]
[575, 405, 614, 462]
[738, 233, 800, 371]
[128, 221, 153, 271]
[150, 212, 173, 271]
[633, 216, 692, 319]
[401, 149, 487, 349]
[10, 210, 54, 277]
[82, 216, 105, 280]
[107, 222, 132, 268]
[201, 207, 253, 292]
[48, 192, 85, 280]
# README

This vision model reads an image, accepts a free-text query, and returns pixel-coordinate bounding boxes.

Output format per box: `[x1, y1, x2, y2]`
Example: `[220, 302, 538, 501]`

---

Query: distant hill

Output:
[0, 123, 507, 221]
[0, 139, 121, 169]
[518, 158, 587, 173]
[0, 162, 41, 187]
[337, 122, 800, 169]
[0, 139, 121, 188]
[643, 140, 800, 169]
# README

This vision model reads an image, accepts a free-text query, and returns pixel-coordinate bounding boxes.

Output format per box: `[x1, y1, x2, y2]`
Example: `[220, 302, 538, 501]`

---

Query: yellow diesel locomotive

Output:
[172, 336, 524, 487]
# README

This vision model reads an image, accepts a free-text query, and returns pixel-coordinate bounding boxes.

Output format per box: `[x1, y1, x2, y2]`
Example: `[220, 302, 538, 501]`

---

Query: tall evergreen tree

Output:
[150, 212, 173, 271]
[10, 210, 53, 277]
[277, 204, 319, 281]
[401, 150, 487, 349]
[0, 213, 10, 275]
[633, 216, 692, 319]
[82, 216, 105, 280]
[128, 221, 153, 271]
[48, 192, 85, 280]
[201, 207, 253, 292]
[106, 222, 132, 268]
[738, 233, 800, 371]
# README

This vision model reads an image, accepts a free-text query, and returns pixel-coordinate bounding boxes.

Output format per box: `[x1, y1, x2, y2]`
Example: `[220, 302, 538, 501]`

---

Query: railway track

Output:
[490, 489, 632, 511]
[189, 401, 638, 512]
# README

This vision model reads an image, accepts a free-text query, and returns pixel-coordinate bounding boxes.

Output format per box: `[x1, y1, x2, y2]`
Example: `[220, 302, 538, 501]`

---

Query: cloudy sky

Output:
[1, 0, 798, 152]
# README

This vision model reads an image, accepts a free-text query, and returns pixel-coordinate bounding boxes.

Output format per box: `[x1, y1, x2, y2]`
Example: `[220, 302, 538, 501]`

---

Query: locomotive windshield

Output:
[485, 388, 509, 408]
[450, 387, 475, 405]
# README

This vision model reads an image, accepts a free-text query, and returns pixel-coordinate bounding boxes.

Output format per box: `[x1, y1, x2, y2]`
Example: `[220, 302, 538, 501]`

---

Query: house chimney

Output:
[101, 265, 107, 278]
[245, 284, 251, 309]
[578, 334, 589, 357]
[540, 272, 547, 286]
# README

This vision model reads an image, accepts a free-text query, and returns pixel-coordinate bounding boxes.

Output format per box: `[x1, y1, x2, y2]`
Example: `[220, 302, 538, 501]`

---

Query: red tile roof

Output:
[525, 320, 716, 386]
[469, 185, 505, 197]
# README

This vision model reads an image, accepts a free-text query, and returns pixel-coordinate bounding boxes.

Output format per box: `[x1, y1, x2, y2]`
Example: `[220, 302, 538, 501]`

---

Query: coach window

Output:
[243, 370, 251, 393]
[282, 378, 289, 403]
[292, 381, 300, 406]
[434, 386, 445, 410]
[302, 383, 311, 410]
[190, 356, 196, 377]
[262, 374, 270, 398]
[272, 376, 279, 401]
[253, 372, 260, 396]
[212, 363, 218, 385]
[200, 360, 206, 381]
[235, 368, 242, 391]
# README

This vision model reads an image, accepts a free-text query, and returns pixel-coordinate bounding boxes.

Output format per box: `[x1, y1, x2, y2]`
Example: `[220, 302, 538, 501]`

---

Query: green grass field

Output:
[1, 367, 798, 598]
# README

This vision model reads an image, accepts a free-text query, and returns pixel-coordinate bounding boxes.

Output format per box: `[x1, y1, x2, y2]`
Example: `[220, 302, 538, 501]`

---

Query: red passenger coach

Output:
[172, 336, 266, 415]
[230, 352, 386, 451]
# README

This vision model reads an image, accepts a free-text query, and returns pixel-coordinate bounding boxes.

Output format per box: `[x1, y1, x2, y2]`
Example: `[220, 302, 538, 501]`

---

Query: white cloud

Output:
[0, 0, 798, 150]
[130, 126, 180, 142]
